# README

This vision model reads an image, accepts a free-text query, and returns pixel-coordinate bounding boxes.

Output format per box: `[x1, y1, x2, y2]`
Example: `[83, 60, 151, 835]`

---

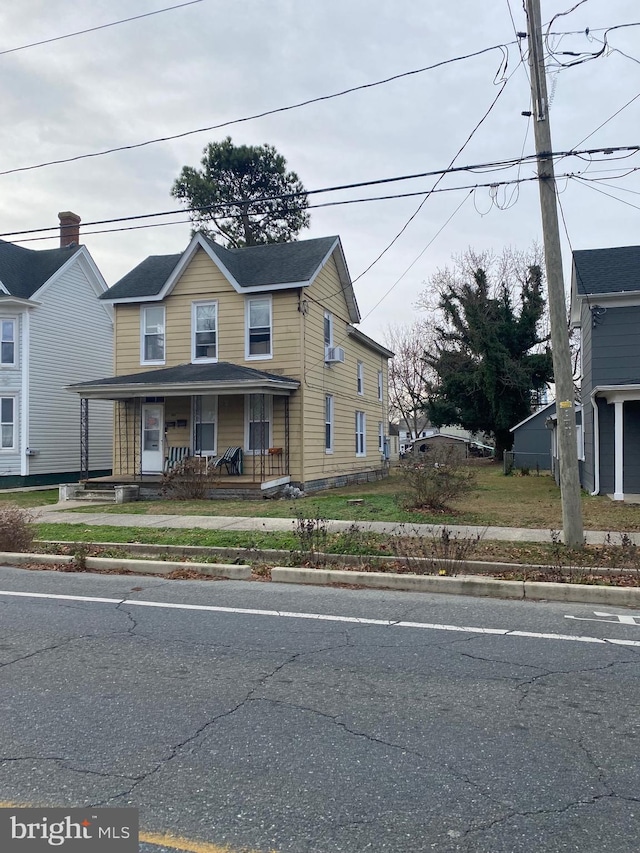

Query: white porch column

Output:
[613, 400, 624, 500]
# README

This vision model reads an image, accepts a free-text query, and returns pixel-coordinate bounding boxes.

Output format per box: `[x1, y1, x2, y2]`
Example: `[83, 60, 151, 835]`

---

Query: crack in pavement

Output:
[0, 756, 142, 782]
[0, 634, 102, 671]
[515, 657, 639, 707]
[87, 640, 351, 808]
[459, 791, 640, 849]
[243, 696, 508, 811]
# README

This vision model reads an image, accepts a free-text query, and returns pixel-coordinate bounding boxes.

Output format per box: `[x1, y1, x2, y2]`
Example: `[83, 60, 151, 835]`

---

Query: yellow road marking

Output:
[0, 802, 272, 853]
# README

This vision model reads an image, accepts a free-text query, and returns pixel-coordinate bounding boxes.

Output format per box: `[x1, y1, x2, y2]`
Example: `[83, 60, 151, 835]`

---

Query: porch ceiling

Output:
[67, 361, 300, 400]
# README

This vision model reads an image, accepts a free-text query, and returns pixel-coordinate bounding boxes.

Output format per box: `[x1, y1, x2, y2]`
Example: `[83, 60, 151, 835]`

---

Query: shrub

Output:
[291, 510, 328, 566]
[0, 503, 34, 552]
[390, 523, 483, 575]
[161, 456, 219, 500]
[398, 445, 476, 511]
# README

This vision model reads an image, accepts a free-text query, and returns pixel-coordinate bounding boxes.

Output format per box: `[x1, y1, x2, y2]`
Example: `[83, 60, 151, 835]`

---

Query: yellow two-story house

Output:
[69, 233, 393, 496]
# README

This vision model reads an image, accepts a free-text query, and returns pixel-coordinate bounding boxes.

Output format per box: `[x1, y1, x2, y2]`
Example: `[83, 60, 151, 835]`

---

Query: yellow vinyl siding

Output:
[300, 255, 389, 483]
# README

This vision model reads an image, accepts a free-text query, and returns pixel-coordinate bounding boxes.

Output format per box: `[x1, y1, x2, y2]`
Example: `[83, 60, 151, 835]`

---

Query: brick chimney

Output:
[58, 211, 81, 248]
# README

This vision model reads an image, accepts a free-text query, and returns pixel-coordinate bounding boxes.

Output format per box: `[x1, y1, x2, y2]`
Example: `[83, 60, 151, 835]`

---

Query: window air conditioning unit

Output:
[325, 346, 345, 364]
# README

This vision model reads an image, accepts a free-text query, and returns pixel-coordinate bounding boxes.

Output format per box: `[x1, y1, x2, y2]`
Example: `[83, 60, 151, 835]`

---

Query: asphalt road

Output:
[0, 565, 639, 853]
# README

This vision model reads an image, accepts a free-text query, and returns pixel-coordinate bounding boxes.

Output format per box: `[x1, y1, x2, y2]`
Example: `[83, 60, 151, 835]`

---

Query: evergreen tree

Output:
[424, 263, 553, 459]
[171, 137, 310, 248]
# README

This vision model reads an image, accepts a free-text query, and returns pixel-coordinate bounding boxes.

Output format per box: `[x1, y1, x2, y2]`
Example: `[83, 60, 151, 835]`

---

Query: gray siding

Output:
[28, 260, 113, 475]
[591, 305, 640, 385]
[580, 304, 595, 491]
[512, 406, 553, 470]
[597, 398, 615, 495]
[624, 401, 640, 493]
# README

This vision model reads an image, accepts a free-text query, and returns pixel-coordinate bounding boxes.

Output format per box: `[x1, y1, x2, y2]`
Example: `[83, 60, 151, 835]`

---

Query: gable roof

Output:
[573, 246, 640, 296]
[0, 239, 81, 299]
[101, 233, 360, 322]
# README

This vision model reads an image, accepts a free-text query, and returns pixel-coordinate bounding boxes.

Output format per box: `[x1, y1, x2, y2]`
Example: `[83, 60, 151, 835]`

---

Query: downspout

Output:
[590, 389, 600, 496]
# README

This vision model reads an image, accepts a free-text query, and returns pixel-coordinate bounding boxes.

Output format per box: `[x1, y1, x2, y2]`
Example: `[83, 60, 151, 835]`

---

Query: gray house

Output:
[571, 245, 640, 500]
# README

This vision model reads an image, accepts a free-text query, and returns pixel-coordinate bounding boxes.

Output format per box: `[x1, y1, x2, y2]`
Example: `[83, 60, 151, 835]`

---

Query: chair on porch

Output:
[165, 446, 191, 473]
[213, 446, 243, 475]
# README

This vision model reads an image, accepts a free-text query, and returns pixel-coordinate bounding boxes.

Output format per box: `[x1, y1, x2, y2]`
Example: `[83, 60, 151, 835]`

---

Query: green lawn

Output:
[66, 464, 640, 531]
[0, 489, 59, 508]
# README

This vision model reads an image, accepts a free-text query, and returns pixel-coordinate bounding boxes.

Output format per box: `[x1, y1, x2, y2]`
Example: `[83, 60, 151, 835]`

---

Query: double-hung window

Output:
[325, 395, 334, 453]
[378, 422, 384, 453]
[355, 411, 366, 457]
[192, 301, 218, 361]
[194, 395, 218, 455]
[0, 397, 14, 449]
[0, 320, 15, 366]
[246, 394, 272, 452]
[142, 306, 165, 364]
[324, 311, 333, 358]
[377, 370, 383, 402]
[357, 361, 364, 395]
[246, 296, 272, 359]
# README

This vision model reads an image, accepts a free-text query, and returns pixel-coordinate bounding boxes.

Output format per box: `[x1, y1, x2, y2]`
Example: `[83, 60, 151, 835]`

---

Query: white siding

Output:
[28, 260, 113, 475]
[0, 312, 24, 475]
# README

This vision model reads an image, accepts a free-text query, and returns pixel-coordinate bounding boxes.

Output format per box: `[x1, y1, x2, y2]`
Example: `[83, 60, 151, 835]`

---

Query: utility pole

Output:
[525, 0, 584, 546]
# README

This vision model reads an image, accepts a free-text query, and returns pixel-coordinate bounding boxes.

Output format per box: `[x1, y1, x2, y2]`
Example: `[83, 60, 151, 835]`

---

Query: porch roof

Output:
[67, 361, 300, 400]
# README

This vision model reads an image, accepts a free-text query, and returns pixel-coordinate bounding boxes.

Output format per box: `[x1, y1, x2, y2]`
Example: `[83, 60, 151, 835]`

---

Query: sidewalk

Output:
[33, 502, 640, 546]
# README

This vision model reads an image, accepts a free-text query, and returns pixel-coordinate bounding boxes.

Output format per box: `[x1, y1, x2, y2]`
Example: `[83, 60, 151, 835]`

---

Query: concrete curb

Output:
[0, 552, 251, 580]
[270, 566, 640, 605]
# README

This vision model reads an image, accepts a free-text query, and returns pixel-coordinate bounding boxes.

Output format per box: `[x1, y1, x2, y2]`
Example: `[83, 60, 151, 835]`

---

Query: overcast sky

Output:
[0, 0, 638, 341]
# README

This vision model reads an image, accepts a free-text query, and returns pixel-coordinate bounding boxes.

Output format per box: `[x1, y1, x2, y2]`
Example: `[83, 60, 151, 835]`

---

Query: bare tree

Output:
[384, 321, 435, 442]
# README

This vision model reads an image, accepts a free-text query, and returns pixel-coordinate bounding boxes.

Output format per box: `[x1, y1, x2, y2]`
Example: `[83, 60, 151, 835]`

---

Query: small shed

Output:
[509, 402, 555, 471]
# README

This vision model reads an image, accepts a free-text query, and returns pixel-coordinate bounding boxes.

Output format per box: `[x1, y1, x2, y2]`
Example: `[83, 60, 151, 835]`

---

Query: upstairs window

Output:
[246, 297, 272, 359]
[357, 361, 364, 395]
[0, 320, 15, 366]
[142, 306, 165, 363]
[324, 311, 333, 348]
[377, 370, 383, 401]
[192, 301, 218, 361]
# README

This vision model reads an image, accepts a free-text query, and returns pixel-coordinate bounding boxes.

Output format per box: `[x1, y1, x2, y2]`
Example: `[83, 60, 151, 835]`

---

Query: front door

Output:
[141, 403, 164, 473]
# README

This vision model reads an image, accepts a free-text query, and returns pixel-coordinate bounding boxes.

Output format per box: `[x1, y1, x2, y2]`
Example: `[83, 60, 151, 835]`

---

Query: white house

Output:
[0, 212, 113, 486]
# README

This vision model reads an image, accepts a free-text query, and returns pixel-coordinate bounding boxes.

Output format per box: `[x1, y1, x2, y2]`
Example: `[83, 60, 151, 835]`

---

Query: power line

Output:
[352, 55, 523, 283]
[3, 145, 640, 243]
[0, 1, 205, 57]
[0, 43, 516, 178]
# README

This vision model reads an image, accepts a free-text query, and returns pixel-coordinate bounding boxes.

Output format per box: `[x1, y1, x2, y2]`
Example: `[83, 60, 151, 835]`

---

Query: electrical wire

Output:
[352, 58, 518, 284]
[0, 1, 205, 57]
[5, 147, 640, 244]
[0, 43, 516, 179]
[572, 175, 640, 212]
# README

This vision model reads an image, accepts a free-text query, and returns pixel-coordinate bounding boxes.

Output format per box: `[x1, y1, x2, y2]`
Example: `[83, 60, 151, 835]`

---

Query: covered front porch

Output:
[67, 362, 300, 499]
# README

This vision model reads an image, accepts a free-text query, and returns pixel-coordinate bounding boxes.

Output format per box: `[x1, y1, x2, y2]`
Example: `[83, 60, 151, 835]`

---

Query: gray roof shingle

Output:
[68, 361, 300, 390]
[101, 235, 339, 300]
[573, 246, 640, 295]
[0, 239, 80, 299]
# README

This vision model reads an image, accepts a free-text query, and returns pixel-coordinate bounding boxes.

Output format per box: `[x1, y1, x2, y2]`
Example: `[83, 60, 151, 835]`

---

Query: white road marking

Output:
[566, 610, 640, 626]
[1, 589, 640, 646]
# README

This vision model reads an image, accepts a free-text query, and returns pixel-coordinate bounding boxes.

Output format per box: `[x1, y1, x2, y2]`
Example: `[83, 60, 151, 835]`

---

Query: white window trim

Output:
[192, 395, 218, 456]
[140, 305, 166, 365]
[0, 396, 16, 451]
[244, 394, 273, 454]
[245, 295, 273, 361]
[0, 318, 16, 367]
[325, 394, 334, 454]
[356, 410, 366, 457]
[191, 300, 218, 363]
[324, 310, 334, 357]
[377, 370, 383, 402]
[357, 361, 364, 395]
